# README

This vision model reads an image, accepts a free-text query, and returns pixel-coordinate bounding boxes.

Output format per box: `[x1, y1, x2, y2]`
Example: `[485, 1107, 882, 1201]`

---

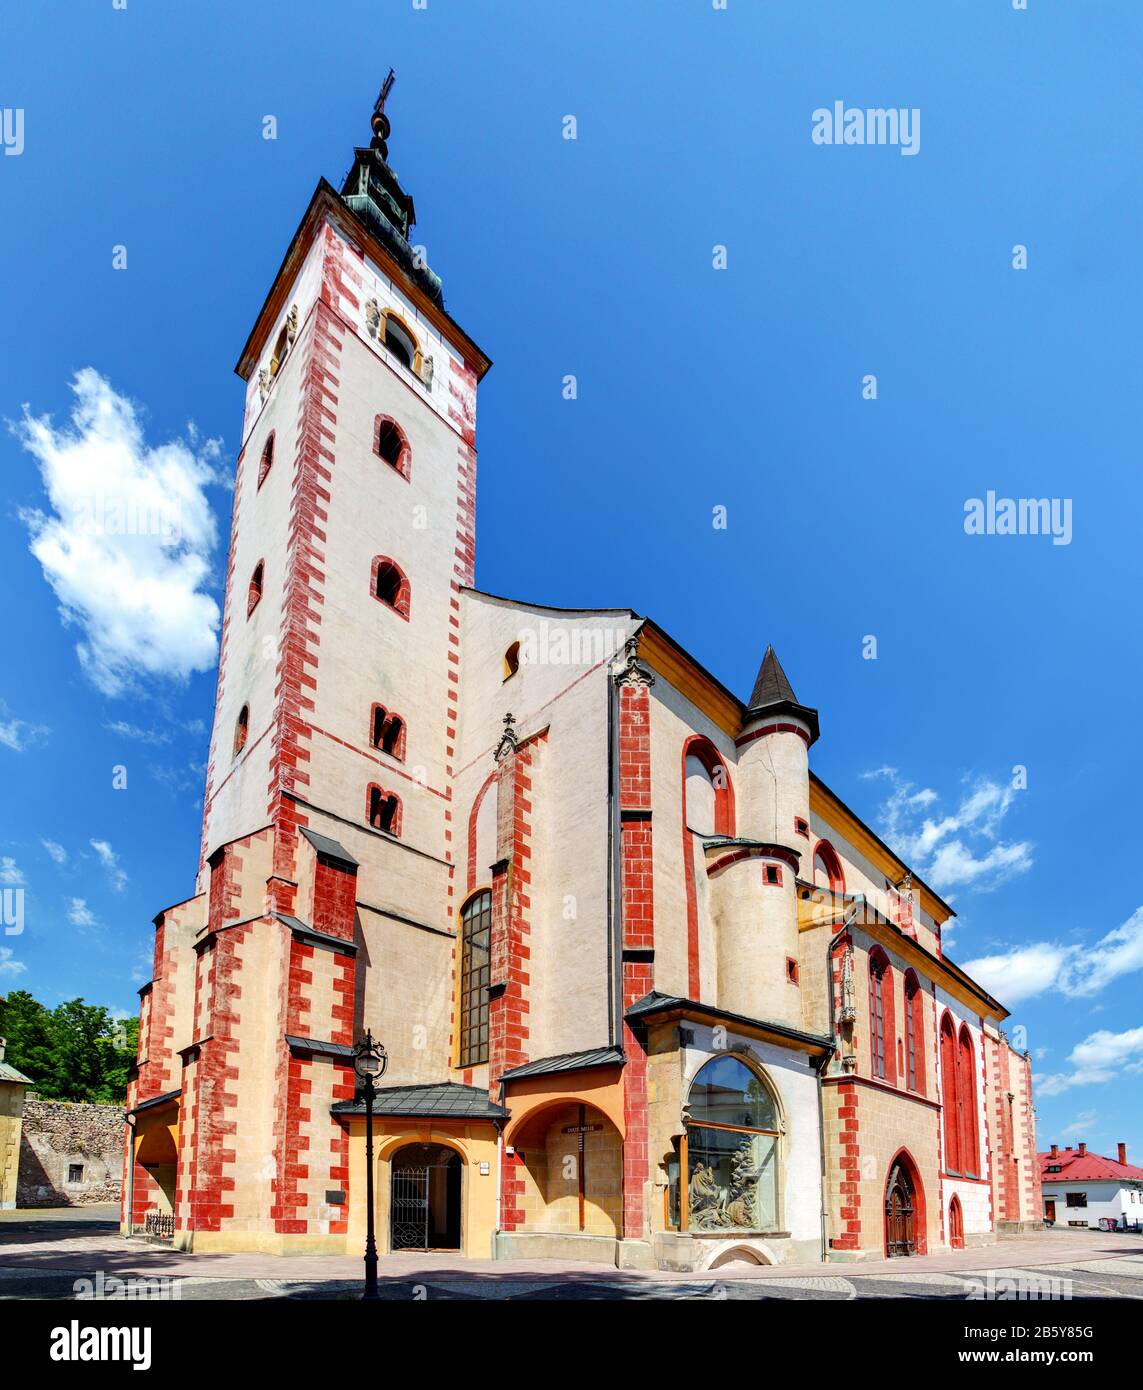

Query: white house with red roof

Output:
[1039, 1142, 1143, 1231]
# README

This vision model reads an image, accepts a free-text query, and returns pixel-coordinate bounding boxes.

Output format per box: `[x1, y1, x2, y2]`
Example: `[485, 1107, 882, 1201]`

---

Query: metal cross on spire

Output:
[371, 68, 396, 158]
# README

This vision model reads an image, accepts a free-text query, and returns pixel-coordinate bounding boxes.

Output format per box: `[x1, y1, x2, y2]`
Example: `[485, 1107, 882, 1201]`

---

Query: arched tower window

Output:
[370, 705, 406, 761]
[383, 314, 417, 372]
[681, 736, 734, 837]
[367, 784, 402, 836]
[904, 969, 925, 1094]
[373, 415, 411, 480]
[270, 325, 290, 377]
[812, 840, 846, 893]
[940, 1012, 960, 1173]
[681, 1055, 781, 1232]
[257, 432, 275, 489]
[371, 556, 410, 618]
[867, 946, 895, 1083]
[503, 640, 521, 680]
[247, 560, 264, 618]
[957, 1024, 980, 1177]
[458, 890, 492, 1067]
[233, 705, 249, 758]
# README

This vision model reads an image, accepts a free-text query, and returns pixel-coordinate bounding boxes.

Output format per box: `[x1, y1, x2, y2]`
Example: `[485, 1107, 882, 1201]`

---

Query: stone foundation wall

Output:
[17, 1098, 123, 1207]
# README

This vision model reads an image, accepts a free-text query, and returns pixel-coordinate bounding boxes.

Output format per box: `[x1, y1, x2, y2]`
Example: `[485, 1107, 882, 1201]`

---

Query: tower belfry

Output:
[338, 68, 443, 306]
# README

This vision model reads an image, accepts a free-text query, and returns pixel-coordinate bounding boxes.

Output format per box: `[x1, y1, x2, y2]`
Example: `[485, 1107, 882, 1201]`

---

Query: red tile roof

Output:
[1039, 1147, 1143, 1183]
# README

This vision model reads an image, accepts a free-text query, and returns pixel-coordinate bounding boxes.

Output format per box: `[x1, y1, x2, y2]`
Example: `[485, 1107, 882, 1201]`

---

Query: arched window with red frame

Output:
[957, 1024, 980, 1177]
[367, 784, 402, 836]
[371, 556, 410, 619]
[867, 946, 896, 1084]
[812, 840, 846, 893]
[247, 560, 264, 618]
[233, 704, 249, 758]
[681, 735, 735, 838]
[373, 414, 411, 480]
[940, 1011, 960, 1173]
[257, 432, 274, 489]
[370, 704, 406, 761]
[904, 969, 925, 1094]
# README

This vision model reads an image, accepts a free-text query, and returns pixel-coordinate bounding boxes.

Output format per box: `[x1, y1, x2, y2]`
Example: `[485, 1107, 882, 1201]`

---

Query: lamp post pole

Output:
[353, 1030, 388, 1301]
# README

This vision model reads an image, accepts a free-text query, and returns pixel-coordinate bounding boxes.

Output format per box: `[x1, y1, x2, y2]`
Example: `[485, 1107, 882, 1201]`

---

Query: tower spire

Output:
[338, 71, 444, 306]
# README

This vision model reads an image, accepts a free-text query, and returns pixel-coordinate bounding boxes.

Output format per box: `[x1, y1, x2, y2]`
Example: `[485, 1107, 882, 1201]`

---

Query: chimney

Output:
[1050, 1143, 1058, 1159]
[0, 1036, 5, 1063]
[1118, 1142, 1128, 1166]
[1078, 1142, 1087, 1157]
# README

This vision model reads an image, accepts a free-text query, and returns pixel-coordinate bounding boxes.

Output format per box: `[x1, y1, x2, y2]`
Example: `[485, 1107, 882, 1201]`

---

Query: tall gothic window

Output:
[458, 890, 491, 1067]
[258, 432, 275, 489]
[681, 736, 734, 837]
[904, 969, 925, 1093]
[868, 947, 894, 1082]
[374, 415, 411, 479]
[940, 1011, 960, 1172]
[676, 1055, 780, 1233]
[233, 704, 249, 758]
[957, 1024, 980, 1177]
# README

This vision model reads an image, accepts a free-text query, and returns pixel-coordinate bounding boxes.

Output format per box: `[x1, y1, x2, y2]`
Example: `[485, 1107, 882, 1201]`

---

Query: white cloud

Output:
[963, 907, 1143, 1006]
[13, 369, 223, 696]
[862, 767, 1032, 893]
[1035, 1026, 1143, 1097]
[1059, 1109, 1099, 1140]
[963, 942, 1071, 1006]
[41, 839, 67, 865]
[103, 720, 172, 746]
[67, 897, 96, 927]
[0, 947, 25, 977]
[0, 857, 24, 886]
[0, 710, 50, 752]
[90, 838, 127, 892]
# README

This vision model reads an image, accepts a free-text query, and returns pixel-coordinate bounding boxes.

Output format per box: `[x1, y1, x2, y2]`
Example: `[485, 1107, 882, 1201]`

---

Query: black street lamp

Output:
[353, 1029, 389, 1300]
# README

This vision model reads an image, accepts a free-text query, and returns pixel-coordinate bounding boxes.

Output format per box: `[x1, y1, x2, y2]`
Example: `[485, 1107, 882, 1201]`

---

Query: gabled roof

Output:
[331, 1081, 507, 1124]
[1039, 1147, 1143, 1184]
[626, 991, 834, 1056]
[499, 1046, 625, 1083]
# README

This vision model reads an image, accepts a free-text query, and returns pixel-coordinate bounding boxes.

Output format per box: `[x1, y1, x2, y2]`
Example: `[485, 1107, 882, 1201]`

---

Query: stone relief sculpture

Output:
[365, 298, 381, 340]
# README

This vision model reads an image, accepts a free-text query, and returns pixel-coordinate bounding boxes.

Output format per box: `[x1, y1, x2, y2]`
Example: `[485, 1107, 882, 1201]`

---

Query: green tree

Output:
[0, 991, 138, 1102]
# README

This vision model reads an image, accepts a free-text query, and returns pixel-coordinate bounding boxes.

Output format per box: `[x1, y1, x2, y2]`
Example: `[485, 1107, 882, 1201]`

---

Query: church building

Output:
[123, 82, 1041, 1271]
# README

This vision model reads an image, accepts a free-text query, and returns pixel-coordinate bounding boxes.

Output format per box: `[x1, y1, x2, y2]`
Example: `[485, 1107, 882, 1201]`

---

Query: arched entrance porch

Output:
[388, 1142, 462, 1252]
[507, 1101, 623, 1237]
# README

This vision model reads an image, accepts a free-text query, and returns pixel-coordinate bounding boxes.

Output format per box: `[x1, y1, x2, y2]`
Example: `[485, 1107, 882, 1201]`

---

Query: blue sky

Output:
[1, 1, 1140, 1158]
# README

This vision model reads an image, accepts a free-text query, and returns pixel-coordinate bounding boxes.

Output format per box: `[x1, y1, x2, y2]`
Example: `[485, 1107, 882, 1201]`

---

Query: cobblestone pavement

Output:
[2, 1208, 1141, 1301]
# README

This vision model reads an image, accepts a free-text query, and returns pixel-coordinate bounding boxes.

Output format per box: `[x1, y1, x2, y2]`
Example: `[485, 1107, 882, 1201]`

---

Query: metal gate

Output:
[390, 1165, 432, 1250]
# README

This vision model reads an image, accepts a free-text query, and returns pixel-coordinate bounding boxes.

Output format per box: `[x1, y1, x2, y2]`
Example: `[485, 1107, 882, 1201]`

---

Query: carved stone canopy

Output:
[614, 634, 655, 688]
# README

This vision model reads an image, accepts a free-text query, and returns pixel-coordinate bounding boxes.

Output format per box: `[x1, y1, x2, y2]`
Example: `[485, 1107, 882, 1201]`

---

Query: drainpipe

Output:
[606, 648, 623, 1046]
[123, 1111, 137, 1239]
[494, 1127, 504, 1254]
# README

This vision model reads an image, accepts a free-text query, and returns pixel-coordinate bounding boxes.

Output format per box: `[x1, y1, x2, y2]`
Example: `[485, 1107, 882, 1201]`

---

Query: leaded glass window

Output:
[459, 891, 491, 1066]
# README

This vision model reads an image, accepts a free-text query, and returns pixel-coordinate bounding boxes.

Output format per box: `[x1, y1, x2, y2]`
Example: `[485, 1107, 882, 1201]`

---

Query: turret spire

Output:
[745, 644, 820, 744]
[371, 68, 396, 160]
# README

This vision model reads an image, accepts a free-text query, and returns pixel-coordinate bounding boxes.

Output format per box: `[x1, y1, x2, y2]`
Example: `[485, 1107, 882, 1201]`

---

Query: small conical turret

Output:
[746, 645, 820, 745]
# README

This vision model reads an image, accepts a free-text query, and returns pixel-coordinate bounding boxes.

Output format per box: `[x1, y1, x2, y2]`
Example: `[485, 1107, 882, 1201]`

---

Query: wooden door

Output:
[885, 1162, 916, 1256]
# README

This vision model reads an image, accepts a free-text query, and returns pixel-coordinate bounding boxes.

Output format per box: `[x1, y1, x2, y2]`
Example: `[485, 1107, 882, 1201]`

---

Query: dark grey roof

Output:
[499, 1046, 625, 1083]
[331, 1082, 508, 1123]
[745, 646, 820, 744]
[626, 991, 834, 1054]
[0, 1060, 33, 1085]
[299, 827, 359, 868]
[128, 1088, 181, 1116]
[285, 1035, 356, 1060]
[749, 645, 798, 708]
[273, 914, 358, 955]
